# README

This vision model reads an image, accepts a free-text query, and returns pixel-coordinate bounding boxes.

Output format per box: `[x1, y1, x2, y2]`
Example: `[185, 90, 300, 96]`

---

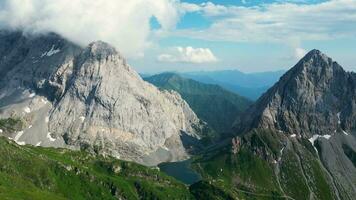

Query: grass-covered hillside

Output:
[0, 135, 194, 200]
[190, 129, 336, 200]
[144, 73, 252, 134]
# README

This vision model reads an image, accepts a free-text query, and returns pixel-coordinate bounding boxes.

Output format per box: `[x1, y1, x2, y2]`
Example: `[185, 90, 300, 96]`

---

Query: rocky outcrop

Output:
[235, 49, 356, 199]
[0, 31, 207, 166]
[236, 49, 356, 137]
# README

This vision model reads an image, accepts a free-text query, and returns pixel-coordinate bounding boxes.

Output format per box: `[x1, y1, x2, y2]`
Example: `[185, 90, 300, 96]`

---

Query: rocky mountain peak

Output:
[0, 31, 208, 166]
[85, 41, 118, 58]
[236, 49, 355, 137]
[287, 49, 344, 85]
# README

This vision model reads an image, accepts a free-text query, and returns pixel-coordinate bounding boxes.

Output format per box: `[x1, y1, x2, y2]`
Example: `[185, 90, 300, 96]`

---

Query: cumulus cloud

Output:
[158, 46, 218, 63]
[0, 0, 180, 57]
[176, 0, 356, 43]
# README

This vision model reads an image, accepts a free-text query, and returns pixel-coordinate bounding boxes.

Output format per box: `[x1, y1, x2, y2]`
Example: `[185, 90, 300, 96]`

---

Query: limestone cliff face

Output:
[0, 31, 206, 166]
[235, 50, 356, 199]
[237, 49, 356, 137]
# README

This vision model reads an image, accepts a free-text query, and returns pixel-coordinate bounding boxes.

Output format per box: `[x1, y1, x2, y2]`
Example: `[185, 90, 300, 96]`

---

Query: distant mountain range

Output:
[144, 73, 252, 135]
[180, 70, 285, 100]
[142, 70, 285, 100]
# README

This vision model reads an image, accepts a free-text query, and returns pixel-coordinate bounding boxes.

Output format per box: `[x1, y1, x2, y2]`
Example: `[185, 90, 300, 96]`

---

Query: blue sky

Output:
[1, 0, 354, 73]
[130, 0, 356, 73]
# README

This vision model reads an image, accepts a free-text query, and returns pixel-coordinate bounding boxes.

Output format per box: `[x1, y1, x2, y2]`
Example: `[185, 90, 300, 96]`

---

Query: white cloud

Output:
[294, 47, 307, 59]
[179, 2, 228, 17]
[175, 0, 356, 43]
[158, 46, 218, 63]
[0, 0, 180, 57]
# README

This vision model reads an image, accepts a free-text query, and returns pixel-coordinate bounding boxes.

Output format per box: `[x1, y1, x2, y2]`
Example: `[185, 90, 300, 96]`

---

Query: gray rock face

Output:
[235, 49, 356, 199]
[237, 49, 356, 136]
[0, 31, 206, 166]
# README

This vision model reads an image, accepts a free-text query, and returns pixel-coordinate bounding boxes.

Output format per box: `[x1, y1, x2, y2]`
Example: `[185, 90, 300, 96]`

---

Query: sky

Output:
[0, 0, 355, 73]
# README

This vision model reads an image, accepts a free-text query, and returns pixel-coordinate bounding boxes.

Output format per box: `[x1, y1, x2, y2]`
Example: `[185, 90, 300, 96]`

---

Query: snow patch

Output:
[47, 132, 56, 142]
[35, 141, 42, 147]
[337, 112, 341, 124]
[41, 98, 48, 104]
[308, 135, 320, 145]
[342, 130, 349, 135]
[278, 147, 285, 162]
[0, 129, 3, 133]
[16, 141, 26, 146]
[14, 131, 24, 141]
[41, 45, 61, 57]
[79, 116, 85, 122]
[45, 116, 49, 123]
[28, 93, 36, 98]
[161, 146, 170, 151]
[308, 134, 332, 152]
[28, 125, 33, 129]
[321, 135, 331, 140]
[23, 107, 31, 113]
[290, 134, 296, 138]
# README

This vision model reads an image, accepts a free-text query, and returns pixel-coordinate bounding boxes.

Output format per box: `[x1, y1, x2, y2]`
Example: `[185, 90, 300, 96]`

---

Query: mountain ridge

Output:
[0, 31, 209, 166]
[192, 49, 356, 200]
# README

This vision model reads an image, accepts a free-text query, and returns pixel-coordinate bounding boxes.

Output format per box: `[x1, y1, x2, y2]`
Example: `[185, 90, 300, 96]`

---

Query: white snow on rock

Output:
[321, 135, 331, 140]
[278, 146, 285, 162]
[337, 112, 341, 124]
[41, 45, 61, 57]
[308, 134, 331, 152]
[308, 135, 320, 145]
[342, 130, 349, 135]
[0, 129, 3, 133]
[79, 116, 85, 122]
[41, 98, 48, 104]
[161, 146, 170, 151]
[28, 93, 36, 98]
[16, 141, 26, 146]
[47, 132, 56, 142]
[23, 107, 31, 113]
[35, 141, 42, 146]
[290, 134, 296, 138]
[45, 116, 49, 123]
[14, 131, 24, 141]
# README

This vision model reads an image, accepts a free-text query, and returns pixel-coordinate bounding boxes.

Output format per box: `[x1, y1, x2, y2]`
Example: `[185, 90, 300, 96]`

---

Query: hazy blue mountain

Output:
[180, 70, 285, 100]
[144, 73, 252, 134]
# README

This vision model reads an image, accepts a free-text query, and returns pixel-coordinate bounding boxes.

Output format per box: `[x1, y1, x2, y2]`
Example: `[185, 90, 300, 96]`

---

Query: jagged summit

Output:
[236, 49, 355, 137]
[232, 49, 356, 199]
[0, 31, 208, 166]
[85, 41, 120, 59]
[291, 49, 344, 77]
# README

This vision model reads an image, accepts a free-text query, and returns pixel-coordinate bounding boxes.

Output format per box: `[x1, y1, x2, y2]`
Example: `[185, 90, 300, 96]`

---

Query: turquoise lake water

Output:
[158, 159, 201, 185]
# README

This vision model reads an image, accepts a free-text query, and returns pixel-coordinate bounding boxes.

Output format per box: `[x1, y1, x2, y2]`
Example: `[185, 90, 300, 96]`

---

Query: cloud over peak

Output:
[0, 0, 179, 57]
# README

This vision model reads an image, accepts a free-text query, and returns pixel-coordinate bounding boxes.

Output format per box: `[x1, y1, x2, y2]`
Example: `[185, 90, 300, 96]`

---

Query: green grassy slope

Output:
[144, 73, 252, 134]
[190, 129, 336, 200]
[0, 136, 194, 200]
